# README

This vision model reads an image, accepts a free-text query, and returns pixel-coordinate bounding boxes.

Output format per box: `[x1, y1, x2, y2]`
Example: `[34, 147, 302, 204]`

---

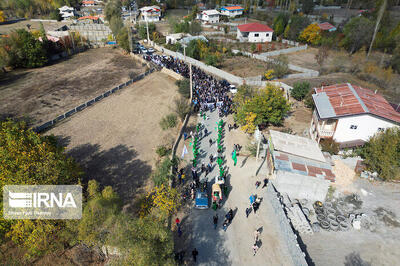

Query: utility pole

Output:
[146, 19, 150, 43]
[128, 7, 133, 52]
[367, 0, 387, 59]
[183, 44, 187, 61]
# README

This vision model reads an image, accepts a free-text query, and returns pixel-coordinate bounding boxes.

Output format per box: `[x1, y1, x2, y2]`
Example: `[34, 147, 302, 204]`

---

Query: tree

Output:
[301, 0, 315, 14]
[234, 84, 290, 127]
[116, 27, 130, 52]
[291, 81, 310, 101]
[141, 184, 180, 220]
[360, 128, 400, 180]
[173, 97, 191, 121]
[138, 23, 156, 39]
[269, 54, 289, 78]
[299, 23, 322, 44]
[176, 78, 191, 98]
[0, 29, 48, 68]
[273, 12, 290, 36]
[0, 10, 6, 22]
[283, 15, 310, 41]
[315, 45, 329, 71]
[0, 120, 82, 259]
[341, 16, 374, 53]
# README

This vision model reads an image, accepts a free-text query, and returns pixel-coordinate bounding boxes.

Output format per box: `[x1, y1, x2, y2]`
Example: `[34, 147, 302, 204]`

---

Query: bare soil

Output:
[219, 56, 273, 78]
[0, 20, 72, 35]
[0, 48, 147, 126]
[46, 72, 180, 202]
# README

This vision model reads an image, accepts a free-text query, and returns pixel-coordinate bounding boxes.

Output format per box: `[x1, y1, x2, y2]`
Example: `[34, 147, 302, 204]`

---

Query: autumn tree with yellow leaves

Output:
[299, 23, 322, 45]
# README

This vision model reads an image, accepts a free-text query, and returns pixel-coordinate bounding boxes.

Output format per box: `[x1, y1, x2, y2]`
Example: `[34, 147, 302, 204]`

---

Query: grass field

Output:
[0, 48, 147, 127]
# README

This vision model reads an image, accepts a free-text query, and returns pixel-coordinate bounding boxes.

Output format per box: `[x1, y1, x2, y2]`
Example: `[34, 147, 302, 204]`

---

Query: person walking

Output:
[175, 218, 180, 228]
[204, 128, 208, 136]
[228, 209, 233, 223]
[213, 214, 218, 229]
[209, 138, 213, 147]
[192, 248, 198, 262]
[245, 207, 252, 218]
[262, 178, 269, 188]
[201, 163, 206, 174]
[253, 201, 259, 214]
[181, 172, 186, 185]
[254, 229, 260, 242]
[252, 243, 259, 256]
[223, 219, 228, 232]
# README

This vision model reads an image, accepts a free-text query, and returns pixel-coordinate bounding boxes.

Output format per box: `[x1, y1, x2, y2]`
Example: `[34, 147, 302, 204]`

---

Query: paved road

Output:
[184, 109, 293, 265]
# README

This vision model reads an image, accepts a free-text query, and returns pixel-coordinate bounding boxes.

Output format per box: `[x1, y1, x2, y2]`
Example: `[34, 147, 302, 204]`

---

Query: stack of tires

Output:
[313, 201, 350, 231]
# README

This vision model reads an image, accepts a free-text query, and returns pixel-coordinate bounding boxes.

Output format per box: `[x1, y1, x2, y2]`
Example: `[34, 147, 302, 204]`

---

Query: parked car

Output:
[147, 48, 155, 53]
[195, 190, 208, 209]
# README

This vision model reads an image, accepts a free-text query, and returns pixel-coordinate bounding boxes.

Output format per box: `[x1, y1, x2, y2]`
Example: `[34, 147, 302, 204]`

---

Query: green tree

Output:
[138, 23, 156, 39]
[0, 120, 82, 259]
[341, 16, 374, 53]
[360, 128, 400, 180]
[116, 27, 130, 52]
[176, 78, 191, 98]
[283, 15, 310, 40]
[273, 12, 290, 36]
[234, 84, 290, 127]
[291, 81, 310, 101]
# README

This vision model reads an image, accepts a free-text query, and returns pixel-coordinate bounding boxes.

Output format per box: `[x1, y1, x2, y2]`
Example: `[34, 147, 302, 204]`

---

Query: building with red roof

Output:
[310, 83, 400, 148]
[220, 6, 244, 17]
[237, 23, 274, 42]
[318, 22, 336, 32]
[82, 0, 95, 6]
[139, 5, 161, 22]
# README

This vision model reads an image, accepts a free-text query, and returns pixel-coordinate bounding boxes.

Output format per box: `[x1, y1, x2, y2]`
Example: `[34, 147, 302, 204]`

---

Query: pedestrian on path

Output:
[223, 219, 229, 232]
[253, 201, 260, 214]
[227, 209, 233, 223]
[262, 178, 269, 188]
[255, 181, 261, 189]
[204, 128, 208, 136]
[192, 248, 198, 262]
[209, 138, 213, 147]
[175, 218, 180, 228]
[245, 207, 252, 218]
[201, 163, 206, 174]
[252, 243, 259, 256]
[254, 229, 260, 242]
[213, 214, 218, 229]
[249, 194, 256, 205]
[181, 173, 186, 185]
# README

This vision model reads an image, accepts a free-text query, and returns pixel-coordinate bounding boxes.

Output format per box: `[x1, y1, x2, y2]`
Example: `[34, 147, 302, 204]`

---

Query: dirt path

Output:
[46, 72, 179, 202]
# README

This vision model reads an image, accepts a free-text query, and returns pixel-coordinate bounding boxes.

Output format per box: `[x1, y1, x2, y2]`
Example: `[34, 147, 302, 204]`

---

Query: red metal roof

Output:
[314, 83, 400, 123]
[78, 15, 99, 20]
[318, 22, 335, 31]
[223, 6, 243, 10]
[82, 1, 95, 4]
[237, 23, 274, 32]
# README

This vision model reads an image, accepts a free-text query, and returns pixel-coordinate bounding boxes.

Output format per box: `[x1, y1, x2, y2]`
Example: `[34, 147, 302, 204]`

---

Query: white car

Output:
[229, 85, 237, 94]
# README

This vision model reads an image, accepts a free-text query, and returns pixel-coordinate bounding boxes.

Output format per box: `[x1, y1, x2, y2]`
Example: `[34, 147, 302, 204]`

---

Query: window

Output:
[266, 33, 269, 37]
[378, 127, 384, 132]
[254, 33, 259, 37]
[350, 125, 358, 130]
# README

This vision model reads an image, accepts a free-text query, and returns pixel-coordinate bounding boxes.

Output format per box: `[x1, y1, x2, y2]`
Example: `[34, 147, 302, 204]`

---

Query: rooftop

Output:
[269, 130, 326, 163]
[78, 15, 99, 20]
[140, 6, 161, 12]
[313, 83, 400, 124]
[221, 6, 244, 11]
[318, 22, 336, 31]
[237, 23, 274, 32]
[202, 9, 220, 15]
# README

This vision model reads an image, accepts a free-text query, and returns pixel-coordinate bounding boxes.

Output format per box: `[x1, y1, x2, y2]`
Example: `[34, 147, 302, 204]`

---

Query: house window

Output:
[350, 125, 358, 130]
[254, 33, 259, 37]
[266, 33, 269, 37]
[378, 127, 384, 132]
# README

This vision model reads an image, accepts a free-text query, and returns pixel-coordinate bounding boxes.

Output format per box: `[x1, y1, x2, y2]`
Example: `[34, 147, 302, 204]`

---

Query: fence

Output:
[266, 184, 308, 266]
[33, 68, 155, 133]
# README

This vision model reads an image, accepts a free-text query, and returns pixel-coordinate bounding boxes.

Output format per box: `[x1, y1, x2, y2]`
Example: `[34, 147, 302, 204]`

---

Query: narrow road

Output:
[185, 109, 293, 265]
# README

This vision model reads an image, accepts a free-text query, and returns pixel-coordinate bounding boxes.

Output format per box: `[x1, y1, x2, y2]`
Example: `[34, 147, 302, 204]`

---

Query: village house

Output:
[220, 5, 244, 17]
[267, 130, 334, 201]
[139, 6, 161, 22]
[82, 0, 96, 7]
[196, 9, 220, 24]
[166, 33, 189, 44]
[318, 22, 337, 32]
[236, 23, 273, 42]
[310, 83, 400, 148]
[58, 6, 76, 20]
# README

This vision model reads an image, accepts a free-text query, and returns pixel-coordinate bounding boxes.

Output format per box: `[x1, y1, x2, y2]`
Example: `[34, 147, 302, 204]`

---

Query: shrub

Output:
[176, 79, 190, 98]
[159, 114, 177, 130]
[173, 97, 191, 121]
[269, 54, 289, 78]
[320, 139, 339, 155]
[304, 90, 315, 109]
[156, 145, 171, 157]
[247, 141, 258, 157]
[291, 81, 310, 101]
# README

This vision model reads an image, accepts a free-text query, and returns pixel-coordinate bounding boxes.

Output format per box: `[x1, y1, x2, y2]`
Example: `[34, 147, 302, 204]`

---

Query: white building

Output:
[237, 23, 274, 42]
[310, 83, 400, 148]
[267, 130, 334, 201]
[220, 6, 244, 17]
[197, 9, 220, 24]
[82, 0, 96, 7]
[139, 6, 161, 22]
[166, 33, 189, 44]
[58, 6, 75, 19]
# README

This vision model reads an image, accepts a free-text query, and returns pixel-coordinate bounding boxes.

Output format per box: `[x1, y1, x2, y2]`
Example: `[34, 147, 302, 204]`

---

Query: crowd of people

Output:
[144, 54, 233, 117]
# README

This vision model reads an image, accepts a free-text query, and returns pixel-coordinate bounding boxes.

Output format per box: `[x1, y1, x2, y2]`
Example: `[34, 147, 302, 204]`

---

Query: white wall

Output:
[221, 10, 243, 17]
[248, 31, 273, 42]
[203, 14, 219, 23]
[141, 13, 160, 22]
[333, 114, 399, 143]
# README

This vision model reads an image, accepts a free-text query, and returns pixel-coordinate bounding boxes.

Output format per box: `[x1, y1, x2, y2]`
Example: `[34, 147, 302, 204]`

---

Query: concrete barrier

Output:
[161, 67, 184, 80]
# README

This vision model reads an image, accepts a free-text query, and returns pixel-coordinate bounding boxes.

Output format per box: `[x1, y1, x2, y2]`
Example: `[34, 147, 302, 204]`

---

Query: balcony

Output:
[317, 123, 335, 137]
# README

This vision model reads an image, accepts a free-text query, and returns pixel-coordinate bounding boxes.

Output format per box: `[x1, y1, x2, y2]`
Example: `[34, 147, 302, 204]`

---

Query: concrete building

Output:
[139, 6, 161, 22]
[166, 33, 188, 44]
[310, 83, 400, 148]
[267, 130, 334, 201]
[220, 6, 244, 17]
[318, 22, 337, 32]
[237, 23, 273, 42]
[197, 9, 220, 24]
[59, 6, 76, 20]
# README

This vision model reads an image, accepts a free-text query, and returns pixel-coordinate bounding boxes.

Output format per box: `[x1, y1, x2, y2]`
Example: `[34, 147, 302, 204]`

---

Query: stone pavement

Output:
[182, 109, 293, 265]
